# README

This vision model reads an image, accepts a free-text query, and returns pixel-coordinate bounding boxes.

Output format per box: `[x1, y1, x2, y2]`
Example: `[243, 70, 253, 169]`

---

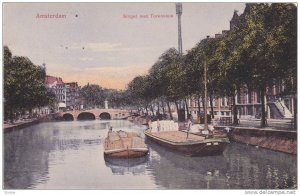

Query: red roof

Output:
[65, 82, 78, 88]
[45, 75, 64, 85]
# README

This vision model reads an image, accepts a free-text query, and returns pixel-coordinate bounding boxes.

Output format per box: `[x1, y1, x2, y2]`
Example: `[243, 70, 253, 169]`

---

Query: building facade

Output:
[229, 7, 294, 119]
[186, 6, 294, 121]
[45, 75, 66, 111]
[65, 82, 82, 110]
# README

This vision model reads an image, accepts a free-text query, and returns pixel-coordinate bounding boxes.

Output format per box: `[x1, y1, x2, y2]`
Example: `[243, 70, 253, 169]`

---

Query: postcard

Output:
[2, 2, 297, 193]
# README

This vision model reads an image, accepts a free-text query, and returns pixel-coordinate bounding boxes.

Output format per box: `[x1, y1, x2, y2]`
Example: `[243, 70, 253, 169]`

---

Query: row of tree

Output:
[4, 46, 56, 122]
[126, 3, 297, 128]
[4, 45, 131, 122]
[80, 84, 132, 109]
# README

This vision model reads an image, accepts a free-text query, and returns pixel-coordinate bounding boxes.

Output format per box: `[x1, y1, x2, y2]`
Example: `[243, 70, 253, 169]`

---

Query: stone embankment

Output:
[128, 116, 148, 126]
[216, 126, 297, 155]
[4, 113, 59, 132]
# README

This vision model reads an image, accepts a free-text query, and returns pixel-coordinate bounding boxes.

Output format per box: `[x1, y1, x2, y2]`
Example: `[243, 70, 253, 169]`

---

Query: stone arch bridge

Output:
[58, 109, 131, 121]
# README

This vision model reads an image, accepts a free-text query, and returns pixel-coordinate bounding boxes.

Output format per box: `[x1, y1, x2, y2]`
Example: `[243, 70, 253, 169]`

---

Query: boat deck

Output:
[149, 131, 206, 142]
[105, 131, 146, 151]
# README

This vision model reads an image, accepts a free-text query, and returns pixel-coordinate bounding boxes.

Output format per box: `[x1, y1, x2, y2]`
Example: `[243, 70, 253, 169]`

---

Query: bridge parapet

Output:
[58, 109, 131, 120]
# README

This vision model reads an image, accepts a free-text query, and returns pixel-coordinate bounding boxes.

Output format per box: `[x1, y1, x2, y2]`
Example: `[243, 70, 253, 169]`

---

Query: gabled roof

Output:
[45, 75, 64, 86]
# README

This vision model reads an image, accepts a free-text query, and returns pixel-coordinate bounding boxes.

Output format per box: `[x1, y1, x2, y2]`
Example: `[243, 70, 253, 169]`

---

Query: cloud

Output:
[79, 57, 94, 61]
[84, 64, 149, 74]
[73, 42, 161, 53]
[47, 63, 150, 89]
[85, 42, 123, 52]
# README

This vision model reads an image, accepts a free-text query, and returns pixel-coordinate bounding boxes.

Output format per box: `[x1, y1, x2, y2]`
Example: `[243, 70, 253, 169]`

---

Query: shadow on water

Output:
[4, 127, 51, 189]
[4, 122, 103, 189]
[145, 139, 297, 189]
[145, 139, 228, 189]
[104, 156, 149, 175]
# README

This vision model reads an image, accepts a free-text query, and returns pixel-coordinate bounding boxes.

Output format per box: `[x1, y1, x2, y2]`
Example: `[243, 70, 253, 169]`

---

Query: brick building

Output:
[45, 75, 66, 111]
[65, 82, 82, 110]
[187, 5, 294, 121]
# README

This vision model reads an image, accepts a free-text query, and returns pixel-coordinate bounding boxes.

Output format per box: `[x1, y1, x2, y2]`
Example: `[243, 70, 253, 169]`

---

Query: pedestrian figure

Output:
[148, 119, 152, 132]
[109, 126, 113, 133]
[157, 119, 161, 132]
[186, 118, 193, 139]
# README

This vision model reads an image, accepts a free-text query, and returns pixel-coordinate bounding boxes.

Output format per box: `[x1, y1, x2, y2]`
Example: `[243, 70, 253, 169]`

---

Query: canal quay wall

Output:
[216, 126, 297, 155]
[128, 116, 148, 126]
[130, 116, 297, 155]
[3, 114, 59, 133]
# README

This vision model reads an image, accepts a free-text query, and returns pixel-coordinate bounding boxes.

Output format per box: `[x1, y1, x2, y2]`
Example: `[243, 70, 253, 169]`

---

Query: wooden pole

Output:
[204, 60, 208, 130]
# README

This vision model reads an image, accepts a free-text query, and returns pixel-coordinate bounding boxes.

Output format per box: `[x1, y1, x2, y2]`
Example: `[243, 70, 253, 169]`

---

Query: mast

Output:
[204, 60, 208, 131]
[203, 35, 211, 131]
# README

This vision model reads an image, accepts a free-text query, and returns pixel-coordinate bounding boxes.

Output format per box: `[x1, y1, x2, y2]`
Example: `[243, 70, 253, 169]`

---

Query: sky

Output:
[3, 3, 245, 90]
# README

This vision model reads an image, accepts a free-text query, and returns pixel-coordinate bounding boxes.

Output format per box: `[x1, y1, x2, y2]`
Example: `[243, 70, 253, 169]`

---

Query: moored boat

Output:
[145, 121, 229, 156]
[104, 130, 149, 158]
[144, 125, 229, 156]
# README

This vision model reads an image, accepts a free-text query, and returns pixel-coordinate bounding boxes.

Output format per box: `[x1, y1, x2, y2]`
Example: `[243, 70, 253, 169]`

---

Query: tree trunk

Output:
[197, 95, 201, 115]
[167, 101, 173, 120]
[185, 98, 189, 118]
[175, 100, 180, 120]
[162, 101, 166, 115]
[202, 96, 205, 114]
[232, 94, 238, 125]
[29, 108, 33, 117]
[293, 95, 297, 129]
[150, 104, 155, 116]
[157, 102, 160, 114]
[9, 108, 14, 124]
[260, 87, 267, 127]
[137, 107, 141, 115]
[209, 94, 214, 119]
[145, 106, 149, 116]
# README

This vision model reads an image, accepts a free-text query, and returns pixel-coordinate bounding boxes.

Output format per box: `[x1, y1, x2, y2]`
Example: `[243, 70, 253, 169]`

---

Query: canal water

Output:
[4, 120, 297, 189]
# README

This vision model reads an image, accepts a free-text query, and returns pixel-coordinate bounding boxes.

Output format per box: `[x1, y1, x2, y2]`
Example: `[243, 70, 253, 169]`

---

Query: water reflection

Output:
[146, 140, 297, 189]
[4, 127, 51, 189]
[4, 120, 297, 189]
[226, 143, 296, 189]
[146, 140, 228, 189]
[104, 156, 149, 175]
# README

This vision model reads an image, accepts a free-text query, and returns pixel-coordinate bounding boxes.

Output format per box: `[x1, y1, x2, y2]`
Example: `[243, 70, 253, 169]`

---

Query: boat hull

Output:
[144, 130, 229, 156]
[104, 148, 148, 158]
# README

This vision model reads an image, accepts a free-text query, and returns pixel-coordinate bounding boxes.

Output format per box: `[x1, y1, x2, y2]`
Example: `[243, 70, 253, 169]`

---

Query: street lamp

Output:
[176, 3, 183, 55]
[176, 3, 185, 117]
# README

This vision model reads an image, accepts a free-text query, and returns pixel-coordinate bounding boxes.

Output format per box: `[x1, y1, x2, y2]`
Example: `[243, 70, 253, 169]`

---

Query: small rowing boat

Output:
[104, 130, 149, 158]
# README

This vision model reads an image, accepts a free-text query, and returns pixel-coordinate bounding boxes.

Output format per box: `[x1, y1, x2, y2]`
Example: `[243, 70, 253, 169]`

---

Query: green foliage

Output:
[125, 3, 296, 124]
[4, 46, 55, 121]
[80, 84, 105, 108]
[104, 89, 132, 108]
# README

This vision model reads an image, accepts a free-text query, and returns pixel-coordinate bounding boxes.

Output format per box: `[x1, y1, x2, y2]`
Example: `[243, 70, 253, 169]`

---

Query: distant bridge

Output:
[58, 109, 131, 121]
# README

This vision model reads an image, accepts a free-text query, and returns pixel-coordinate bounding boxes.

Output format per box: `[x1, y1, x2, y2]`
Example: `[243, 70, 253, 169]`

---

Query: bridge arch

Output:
[62, 113, 74, 121]
[77, 112, 96, 120]
[99, 112, 111, 120]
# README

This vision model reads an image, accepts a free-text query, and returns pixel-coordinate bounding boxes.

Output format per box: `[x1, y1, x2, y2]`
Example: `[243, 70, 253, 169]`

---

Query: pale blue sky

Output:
[3, 3, 245, 89]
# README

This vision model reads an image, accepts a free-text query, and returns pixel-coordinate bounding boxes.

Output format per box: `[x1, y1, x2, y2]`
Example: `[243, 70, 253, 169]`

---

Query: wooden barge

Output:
[104, 130, 149, 158]
[144, 130, 229, 156]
